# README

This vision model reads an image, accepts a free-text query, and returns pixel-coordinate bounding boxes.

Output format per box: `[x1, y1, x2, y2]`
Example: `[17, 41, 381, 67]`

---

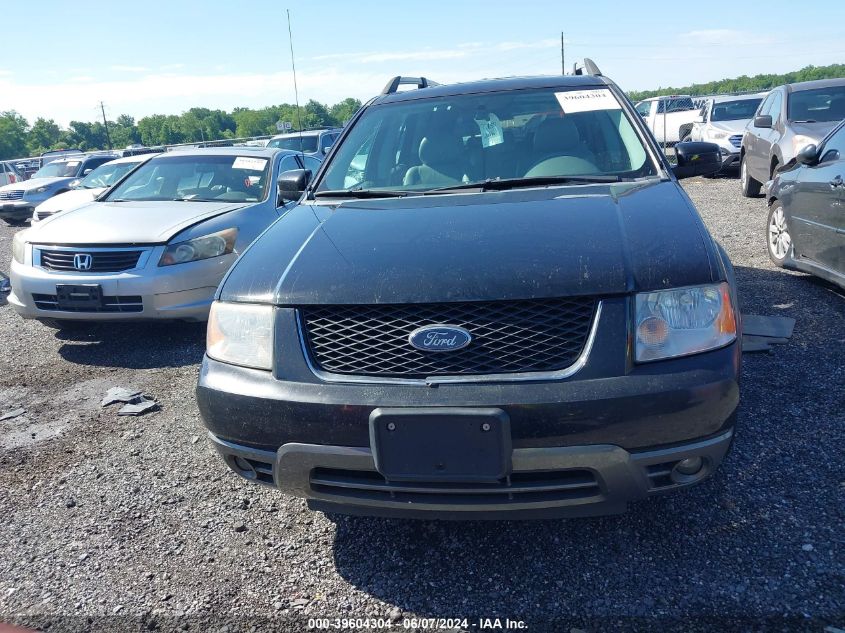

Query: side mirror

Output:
[277, 169, 311, 204]
[68, 179, 81, 189]
[796, 144, 818, 166]
[672, 141, 721, 179]
[753, 114, 773, 129]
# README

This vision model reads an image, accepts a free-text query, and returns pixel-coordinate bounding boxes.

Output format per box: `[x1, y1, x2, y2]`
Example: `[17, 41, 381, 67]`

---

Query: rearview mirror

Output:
[82, 169, 93, 175]
[322, 146, 332, 155]
[754, 114, 773, 129]
[277, 169, 311, 204]
[796, 144, 818, 166]
[672, 141, 721, 179]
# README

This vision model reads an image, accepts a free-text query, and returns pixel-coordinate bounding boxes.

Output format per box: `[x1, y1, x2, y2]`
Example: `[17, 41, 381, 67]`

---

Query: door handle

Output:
[830, 175, 844, 189]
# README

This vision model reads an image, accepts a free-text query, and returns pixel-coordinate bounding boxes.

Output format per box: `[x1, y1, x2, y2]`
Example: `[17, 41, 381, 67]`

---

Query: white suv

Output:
[688, 93, 767, 172]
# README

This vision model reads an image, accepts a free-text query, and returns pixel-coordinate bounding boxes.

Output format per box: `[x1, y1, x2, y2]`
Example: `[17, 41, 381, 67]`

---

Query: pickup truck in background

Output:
[634, 95, 701, 145]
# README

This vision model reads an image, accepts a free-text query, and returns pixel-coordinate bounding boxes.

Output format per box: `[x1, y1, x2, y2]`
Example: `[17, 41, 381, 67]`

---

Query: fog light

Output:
[675, 456, 703, 476]
[232, 456, 257, 480]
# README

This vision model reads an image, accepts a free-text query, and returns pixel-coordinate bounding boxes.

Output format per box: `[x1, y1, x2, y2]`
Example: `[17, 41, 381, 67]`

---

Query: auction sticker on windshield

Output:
[555, 89, 620, 113]
[232, 157, 268, 171]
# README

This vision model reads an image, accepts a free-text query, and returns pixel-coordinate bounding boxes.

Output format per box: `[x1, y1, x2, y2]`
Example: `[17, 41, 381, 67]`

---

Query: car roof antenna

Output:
[287, 9, 305, 157]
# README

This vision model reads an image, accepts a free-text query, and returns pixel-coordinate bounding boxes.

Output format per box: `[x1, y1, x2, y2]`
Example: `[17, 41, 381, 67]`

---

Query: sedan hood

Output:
[29, 200, 247, 245]
[220, 180, 716, 305]
[34, 188, 103, 215]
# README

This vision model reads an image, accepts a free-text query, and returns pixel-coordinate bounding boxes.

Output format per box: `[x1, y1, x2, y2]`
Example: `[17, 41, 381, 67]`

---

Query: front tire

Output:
[741, 154, 762, 198]
[767, 201, 791, 266]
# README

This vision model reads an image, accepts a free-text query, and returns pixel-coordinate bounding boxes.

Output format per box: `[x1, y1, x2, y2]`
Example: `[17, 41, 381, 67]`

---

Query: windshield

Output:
[317, 86, 656, 194]
[78, 161, 142, 189]
[104, 154, 271, 202]
[711, 98, 763, 121]
[788, 86, 845, 122]
[32, 160, 81, 179]
[267, 135, 319, 152]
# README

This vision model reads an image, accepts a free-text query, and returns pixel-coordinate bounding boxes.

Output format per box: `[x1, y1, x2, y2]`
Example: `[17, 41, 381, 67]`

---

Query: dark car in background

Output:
[0, 153, 119, 225]
[266, 127, 342, 157]
[741, 78, 845, 197]
[196, 64, 739, 520]
[765, 119, 845, 289]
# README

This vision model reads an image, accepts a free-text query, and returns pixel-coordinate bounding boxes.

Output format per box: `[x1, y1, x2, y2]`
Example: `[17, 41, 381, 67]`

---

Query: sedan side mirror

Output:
[754, 114, 773, 129]
[672, 141, 721, 179]
[277, 169, 311, 204]
[796, 144, 818, 166]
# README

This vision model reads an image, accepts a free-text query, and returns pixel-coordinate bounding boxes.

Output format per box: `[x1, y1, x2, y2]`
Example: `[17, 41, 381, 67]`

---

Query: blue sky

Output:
[1, 0, 843, 125]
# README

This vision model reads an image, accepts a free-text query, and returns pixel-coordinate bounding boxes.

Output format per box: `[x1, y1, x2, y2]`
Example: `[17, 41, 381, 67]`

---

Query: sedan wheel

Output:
[767, 202, 791, 265]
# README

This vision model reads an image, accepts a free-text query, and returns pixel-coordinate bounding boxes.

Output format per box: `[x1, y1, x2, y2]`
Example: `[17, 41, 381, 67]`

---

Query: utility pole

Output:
[561, 32, 565, 75]
[100, 101, 112, 150]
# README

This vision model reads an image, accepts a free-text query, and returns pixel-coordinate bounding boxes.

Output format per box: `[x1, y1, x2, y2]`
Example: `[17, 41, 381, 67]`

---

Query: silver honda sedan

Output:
[9, 147, 321, 325]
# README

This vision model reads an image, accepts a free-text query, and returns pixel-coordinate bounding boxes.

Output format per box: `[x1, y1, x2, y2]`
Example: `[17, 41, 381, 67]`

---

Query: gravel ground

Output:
[0, 177, 843, 633]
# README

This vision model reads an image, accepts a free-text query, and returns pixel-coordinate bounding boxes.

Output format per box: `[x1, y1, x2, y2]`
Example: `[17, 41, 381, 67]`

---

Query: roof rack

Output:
[571, 58, 602, 77]
[381, 76, 440, 95]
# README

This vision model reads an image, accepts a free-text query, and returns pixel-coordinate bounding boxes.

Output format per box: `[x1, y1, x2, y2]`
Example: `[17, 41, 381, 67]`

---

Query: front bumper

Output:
[197, 320, 741, 518]
[8, 250, 237, 322]
[209, 429, 734, 519]
[0, 200, 34, 222]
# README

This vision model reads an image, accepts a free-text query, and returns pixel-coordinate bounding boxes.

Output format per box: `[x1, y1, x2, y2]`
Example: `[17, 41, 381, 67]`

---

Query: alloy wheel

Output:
[768, 206, 791, 261]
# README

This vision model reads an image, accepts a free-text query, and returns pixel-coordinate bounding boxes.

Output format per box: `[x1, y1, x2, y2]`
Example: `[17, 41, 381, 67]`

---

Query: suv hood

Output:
[0, 176, 69, 193]
[220, 180, 716, 305]
[710, 120, 748, 134]
[28, 200, 247, 245]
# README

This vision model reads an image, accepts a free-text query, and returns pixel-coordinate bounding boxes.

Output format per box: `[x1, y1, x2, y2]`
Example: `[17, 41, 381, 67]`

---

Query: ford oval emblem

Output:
[408, 325, 472, 352]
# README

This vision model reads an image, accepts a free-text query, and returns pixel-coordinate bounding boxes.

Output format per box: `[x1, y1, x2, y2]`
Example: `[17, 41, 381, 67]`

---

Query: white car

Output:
[31, 154, 153, 224]
[634, 95, 701, 145]
[688, 93, 767, 172]
[1, 161, 24, 187]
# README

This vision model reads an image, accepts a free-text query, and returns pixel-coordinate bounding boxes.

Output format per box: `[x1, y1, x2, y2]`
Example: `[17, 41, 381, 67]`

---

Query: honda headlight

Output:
[159, 228, 237, 266]
[635, 283, 736, 362]
[12, 232, 28, 264]
[206, 301, 274, 370]
[708, 130, 729, 140]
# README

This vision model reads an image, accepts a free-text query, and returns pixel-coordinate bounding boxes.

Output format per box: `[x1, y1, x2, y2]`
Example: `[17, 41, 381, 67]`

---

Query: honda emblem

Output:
[73, 253, 93, 271]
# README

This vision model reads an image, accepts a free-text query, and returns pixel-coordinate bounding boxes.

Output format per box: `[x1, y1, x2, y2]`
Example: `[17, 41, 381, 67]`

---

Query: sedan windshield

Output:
[788, 86, 845, 122]
[104, 154, 271, 202]
[711, 98, 763, 121]
[267, 135, 319, 152]
[32, 161, 81, 179]
[78, 161, 142, 189]
[316, 86, 657, 195]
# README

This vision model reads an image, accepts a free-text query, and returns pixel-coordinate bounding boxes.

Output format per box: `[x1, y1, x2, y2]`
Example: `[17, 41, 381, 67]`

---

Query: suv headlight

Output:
[12, 232, 27, 264]
[159, 228, 237, 266]
[33, 185, 50, 194]
[635, 283, 736, 362]
[708, 130, 729, 140]
[206, 301, 274, 370]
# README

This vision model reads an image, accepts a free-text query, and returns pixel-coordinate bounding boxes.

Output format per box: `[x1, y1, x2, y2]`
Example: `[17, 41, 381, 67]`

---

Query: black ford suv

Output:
[196, 62, 740, 519]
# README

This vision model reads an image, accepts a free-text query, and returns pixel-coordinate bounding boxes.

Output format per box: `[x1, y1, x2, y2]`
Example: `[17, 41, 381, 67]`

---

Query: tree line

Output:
[0, 98, 362, 161]
[3, 63, 844, 161]
[627, 63, 845, 102]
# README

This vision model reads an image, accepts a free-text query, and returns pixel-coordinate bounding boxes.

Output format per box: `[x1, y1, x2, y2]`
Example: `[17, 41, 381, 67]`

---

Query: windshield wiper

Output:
[314, 189, 414, 199]
[426, 175, 622, 194]
[791, 119, 817, 123]
[173, 197, 218, 202]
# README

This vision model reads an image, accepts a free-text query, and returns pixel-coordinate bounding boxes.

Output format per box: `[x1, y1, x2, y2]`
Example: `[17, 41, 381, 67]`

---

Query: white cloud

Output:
[110, 65, 151, 73]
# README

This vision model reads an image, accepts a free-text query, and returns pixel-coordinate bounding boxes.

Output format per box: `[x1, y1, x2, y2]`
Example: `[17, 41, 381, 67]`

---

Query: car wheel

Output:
[741, 155, 761, 198]
[767, 201, 791, 266]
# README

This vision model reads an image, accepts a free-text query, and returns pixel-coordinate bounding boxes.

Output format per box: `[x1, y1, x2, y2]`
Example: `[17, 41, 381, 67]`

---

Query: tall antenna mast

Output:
[560, 32, 565, 75]
[287, 9, 304, 155]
